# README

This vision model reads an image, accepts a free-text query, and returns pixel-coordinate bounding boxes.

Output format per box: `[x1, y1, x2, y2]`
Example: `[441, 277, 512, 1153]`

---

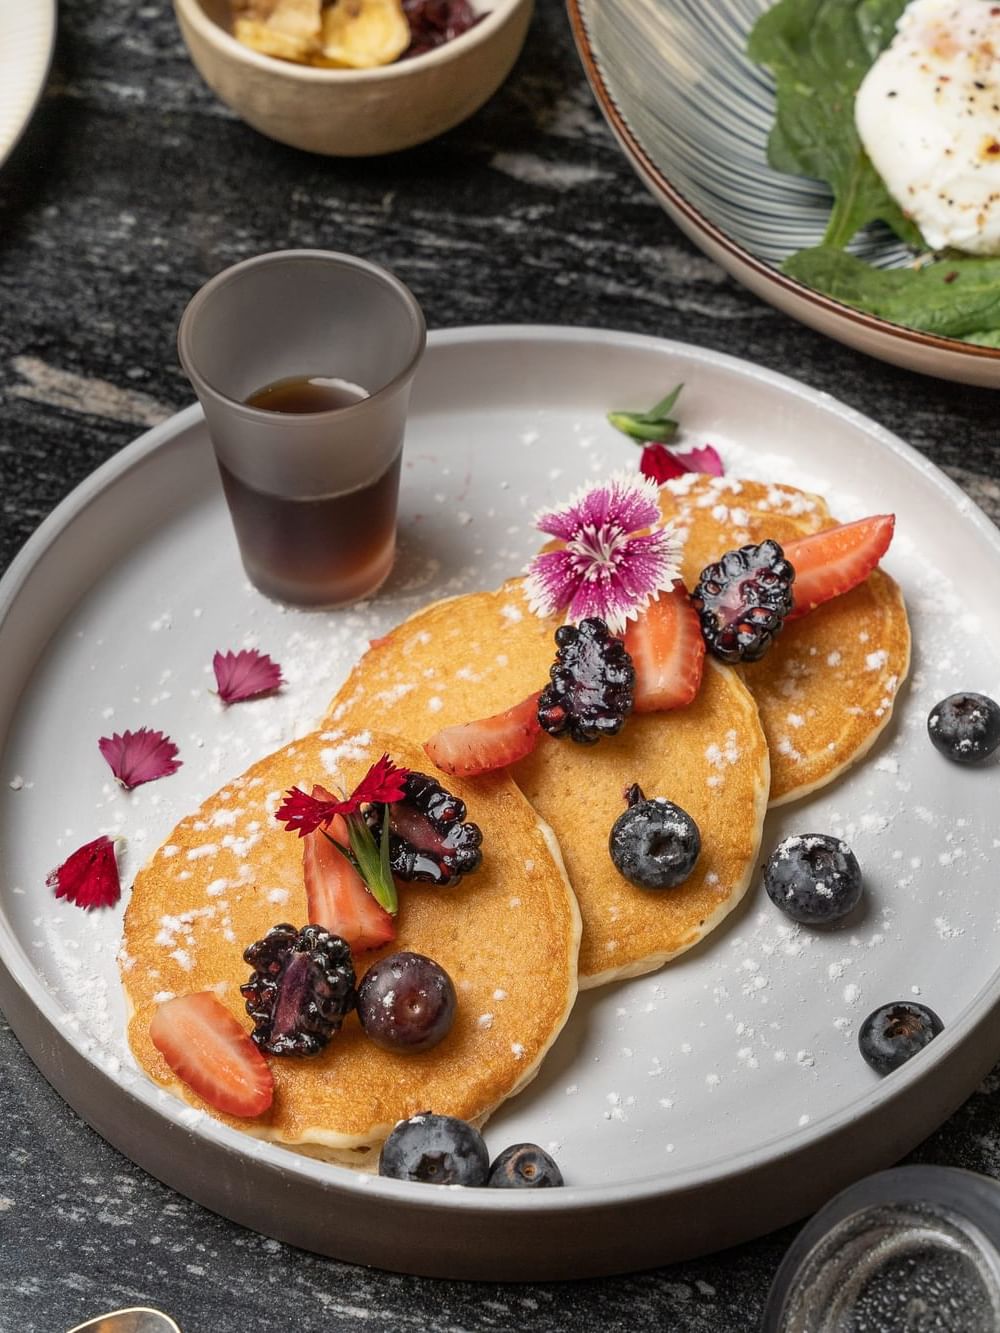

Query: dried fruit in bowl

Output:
[316, 0, 410, 67]
[231, 0, 413, 68]
[232, 0, 323, 61]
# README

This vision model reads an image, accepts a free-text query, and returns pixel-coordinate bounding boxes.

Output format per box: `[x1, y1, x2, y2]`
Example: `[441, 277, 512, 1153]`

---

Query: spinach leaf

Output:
[748, 0, 922, 249]
[783, 247, 1000, 340]
[966, 330, 1000, 349]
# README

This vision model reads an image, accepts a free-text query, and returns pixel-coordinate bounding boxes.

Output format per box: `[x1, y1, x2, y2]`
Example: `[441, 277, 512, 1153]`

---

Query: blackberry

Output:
[928, 692, 1000, 764]
[859, 1002, 944, 1075]
[379, 1113, 489, 1185]
[692, 540, 795, 663]
[609, 783, 701, 889]
[365, 771, 482, 887]
[241, 923, 355, 1056]
[537, 618, 635, 744]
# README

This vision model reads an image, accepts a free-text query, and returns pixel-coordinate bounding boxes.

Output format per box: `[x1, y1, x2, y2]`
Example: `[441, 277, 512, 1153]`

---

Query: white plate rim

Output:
[0, 0, 56, 168]
[2, 324, 1000, 1222]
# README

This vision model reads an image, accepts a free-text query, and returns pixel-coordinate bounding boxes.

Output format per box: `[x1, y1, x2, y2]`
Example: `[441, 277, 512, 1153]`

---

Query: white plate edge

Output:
[1, 325, 999, 1212]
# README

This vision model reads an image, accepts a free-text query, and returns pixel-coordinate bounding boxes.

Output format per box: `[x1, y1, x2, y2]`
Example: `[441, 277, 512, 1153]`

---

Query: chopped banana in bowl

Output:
[316, 0, 411, 69]
[230, 0, 479, 68]
[231, 0, 324, 62]
[173, 0, 532, 154]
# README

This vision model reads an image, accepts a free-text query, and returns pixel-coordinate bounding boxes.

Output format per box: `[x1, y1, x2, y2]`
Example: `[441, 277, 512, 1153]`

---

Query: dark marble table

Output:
[1, 1, 999, 1328]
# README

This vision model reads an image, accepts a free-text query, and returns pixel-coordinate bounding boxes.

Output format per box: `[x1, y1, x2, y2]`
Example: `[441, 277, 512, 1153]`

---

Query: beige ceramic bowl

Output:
[174, 0, 533, 156]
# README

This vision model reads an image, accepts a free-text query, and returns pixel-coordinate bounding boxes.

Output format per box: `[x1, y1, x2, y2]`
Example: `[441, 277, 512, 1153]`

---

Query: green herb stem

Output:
[607, 383, 684, 444]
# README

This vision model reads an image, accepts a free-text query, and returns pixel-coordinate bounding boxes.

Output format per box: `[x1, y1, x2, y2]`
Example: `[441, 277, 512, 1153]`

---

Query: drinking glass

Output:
[761, 1166, 1000, 1332]
[178, 249, 426, 607]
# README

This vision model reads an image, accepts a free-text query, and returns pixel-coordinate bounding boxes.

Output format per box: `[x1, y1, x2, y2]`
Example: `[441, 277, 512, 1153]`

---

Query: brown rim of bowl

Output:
[566, 0, 1000, 366]
[177, 0, 527, 83]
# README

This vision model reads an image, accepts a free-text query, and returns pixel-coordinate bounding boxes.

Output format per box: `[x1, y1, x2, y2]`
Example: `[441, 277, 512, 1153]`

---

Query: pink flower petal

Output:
[676, 444, 724, 476]
[535, 473, 661, 543]
[213, 649, 284, 704]
[526, 474, 682, 635]
[47, 835, 122, 910]
[524, 548, 589, 621]
[275, 755, 410, 837]
[564, 529, 679, 634]
[640, 442, 725, 485]
[98, 728, 181, 790]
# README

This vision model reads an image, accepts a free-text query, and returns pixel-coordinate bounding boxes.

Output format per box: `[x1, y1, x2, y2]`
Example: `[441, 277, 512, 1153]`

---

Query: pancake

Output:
[329, 584, 770, 987]
[121, 729, 581, 1159]
[658, 475, 911, 805]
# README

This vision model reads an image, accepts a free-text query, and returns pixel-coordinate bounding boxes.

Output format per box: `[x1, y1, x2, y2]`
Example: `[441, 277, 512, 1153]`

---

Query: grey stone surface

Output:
[1, 0, 999, 1329]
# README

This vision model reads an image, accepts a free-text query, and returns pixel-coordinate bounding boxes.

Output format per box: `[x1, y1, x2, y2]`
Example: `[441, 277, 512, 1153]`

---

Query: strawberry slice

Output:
[784, 515, 895, 621]
[303, 786, 395, 952]
[149, 992, 273, 1119]
[624, 582, 705, 712]
[424, 692, 542, 776]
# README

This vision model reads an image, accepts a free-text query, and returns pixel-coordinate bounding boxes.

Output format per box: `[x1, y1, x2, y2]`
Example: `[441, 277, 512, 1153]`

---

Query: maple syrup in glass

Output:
[218, 375, 401, 607]
[246, 374, 367, 415]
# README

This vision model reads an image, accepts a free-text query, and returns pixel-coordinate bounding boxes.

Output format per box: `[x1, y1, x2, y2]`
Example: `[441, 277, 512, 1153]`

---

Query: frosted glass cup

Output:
[178, 250, 426, 608]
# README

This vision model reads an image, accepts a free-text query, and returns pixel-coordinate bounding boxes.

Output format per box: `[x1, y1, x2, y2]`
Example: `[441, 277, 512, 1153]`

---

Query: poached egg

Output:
[855, 0, 1000, 255]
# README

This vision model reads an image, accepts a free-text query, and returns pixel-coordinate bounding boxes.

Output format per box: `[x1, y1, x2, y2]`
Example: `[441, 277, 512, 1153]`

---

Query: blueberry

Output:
[858, 1002, 944, 1075]
[928, 692, 1000, 764]
[357, 952, 456, 1054]
[763, 834, 863, 925]
[378, 1113, 489, 1186]
[487, 1143, 564, 1189]
[609, 784, 700, 889]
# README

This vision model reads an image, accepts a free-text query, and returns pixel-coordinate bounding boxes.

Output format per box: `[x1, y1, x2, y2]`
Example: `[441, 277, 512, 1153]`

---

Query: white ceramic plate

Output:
[0, 0, 55, 167]
[568, 0, 1000, 389]
[2, 327, 1000, 1279]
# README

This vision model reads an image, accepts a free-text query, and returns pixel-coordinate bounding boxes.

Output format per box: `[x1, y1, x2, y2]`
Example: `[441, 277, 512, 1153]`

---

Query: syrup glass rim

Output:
[177, 248, 427, 421]
[760, 1165, 1000, 1331]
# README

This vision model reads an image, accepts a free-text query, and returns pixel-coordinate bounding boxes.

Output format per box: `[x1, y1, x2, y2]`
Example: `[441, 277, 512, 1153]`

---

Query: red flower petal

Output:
[348, 753, 409, 808]
[275, 754, 411, 837]
[639, 443, 725, 485]
[212, 649, 283, 704]
[98, 728, 181, 790]
[640, 443, 688, 484]
[676, 444, 724, 476]
[275, 786, 344, 838]
[46, 835, 122, 910]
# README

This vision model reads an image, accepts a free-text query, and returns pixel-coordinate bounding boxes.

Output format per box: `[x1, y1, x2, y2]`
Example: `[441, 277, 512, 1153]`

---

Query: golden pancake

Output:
[658, 476, 911, 805]
[121, 729, 581, 1159]
[512, 658, 769, 985]
[330, 584, 770, 987]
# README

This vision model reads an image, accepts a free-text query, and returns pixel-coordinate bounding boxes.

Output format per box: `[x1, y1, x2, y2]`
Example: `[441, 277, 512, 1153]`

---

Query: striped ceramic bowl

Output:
[569, 0, 1000, 388]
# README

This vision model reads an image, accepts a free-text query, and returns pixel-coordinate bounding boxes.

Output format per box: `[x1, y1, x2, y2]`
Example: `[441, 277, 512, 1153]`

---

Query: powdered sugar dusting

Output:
[5, 389, 1000, 1189]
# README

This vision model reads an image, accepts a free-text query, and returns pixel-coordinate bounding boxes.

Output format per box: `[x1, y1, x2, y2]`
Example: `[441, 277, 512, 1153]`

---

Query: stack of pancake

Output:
[121, 477, 909, 1158]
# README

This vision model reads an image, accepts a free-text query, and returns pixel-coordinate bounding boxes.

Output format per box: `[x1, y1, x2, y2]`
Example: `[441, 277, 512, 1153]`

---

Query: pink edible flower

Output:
[640, 443, 725, 485]
[275, 754, 410, 838]
[524, 472, 681, 635]
[98, 727, 181, 790]
[213, 649, 284, 704]
[47, 835, 122, 910]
